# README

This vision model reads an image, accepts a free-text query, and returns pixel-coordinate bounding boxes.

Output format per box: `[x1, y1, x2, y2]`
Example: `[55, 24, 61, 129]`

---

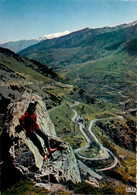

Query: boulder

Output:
[1, 93, 81, 186]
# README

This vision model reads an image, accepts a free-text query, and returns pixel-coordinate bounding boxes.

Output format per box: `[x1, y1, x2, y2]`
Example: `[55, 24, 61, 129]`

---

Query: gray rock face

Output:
[2, 93, 81, 184]
[77, 160, 102, 180]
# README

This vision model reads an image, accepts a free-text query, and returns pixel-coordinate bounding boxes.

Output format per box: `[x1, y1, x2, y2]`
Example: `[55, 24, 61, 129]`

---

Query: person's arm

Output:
[19, 112, 28, 132]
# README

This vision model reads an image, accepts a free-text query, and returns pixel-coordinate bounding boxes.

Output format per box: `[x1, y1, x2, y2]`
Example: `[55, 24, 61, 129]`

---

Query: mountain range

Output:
[18, 20, 137, 66]
[17, 21, 137, 108]
[1, 21, 136, 54]
[0, 31, 71, 53]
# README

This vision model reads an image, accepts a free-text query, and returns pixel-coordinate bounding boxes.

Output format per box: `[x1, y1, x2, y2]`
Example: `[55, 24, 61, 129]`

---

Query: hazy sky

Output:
[0, 0, 137, 43]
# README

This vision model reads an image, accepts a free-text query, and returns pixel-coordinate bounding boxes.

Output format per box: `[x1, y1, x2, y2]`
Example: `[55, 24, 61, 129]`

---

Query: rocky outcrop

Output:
[78, 160, 102, 180]
[2, 93, 81, 186]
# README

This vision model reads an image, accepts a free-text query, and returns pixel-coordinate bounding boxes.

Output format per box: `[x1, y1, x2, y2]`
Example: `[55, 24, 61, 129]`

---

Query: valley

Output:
[0, 21, 136, 194]
[17, 22, 137, 112]
[49, 100, 136, 193]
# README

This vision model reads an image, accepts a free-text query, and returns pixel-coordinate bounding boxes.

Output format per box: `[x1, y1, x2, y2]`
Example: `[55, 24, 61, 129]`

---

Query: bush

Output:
[2, 178, 49, 195]
[73, 182, 115, 194]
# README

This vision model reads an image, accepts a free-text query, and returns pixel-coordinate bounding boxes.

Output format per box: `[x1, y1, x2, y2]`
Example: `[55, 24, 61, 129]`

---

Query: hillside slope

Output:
[0, 39, 40, 53]
[0, 47, 95, 112]
[18, 22, 137, 108]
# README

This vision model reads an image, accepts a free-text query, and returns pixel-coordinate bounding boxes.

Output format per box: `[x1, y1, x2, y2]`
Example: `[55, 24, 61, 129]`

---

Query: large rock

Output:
[2, 93, 81, 185]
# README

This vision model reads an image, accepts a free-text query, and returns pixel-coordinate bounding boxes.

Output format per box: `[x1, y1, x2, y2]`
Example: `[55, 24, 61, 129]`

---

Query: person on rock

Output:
[19, 100, 57, 160]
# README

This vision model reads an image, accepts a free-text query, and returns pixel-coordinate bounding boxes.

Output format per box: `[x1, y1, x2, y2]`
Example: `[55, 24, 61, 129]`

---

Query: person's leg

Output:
[35, 128, 49, 148]
[26, 131, 45, 157]
[35, 129, 57, 153]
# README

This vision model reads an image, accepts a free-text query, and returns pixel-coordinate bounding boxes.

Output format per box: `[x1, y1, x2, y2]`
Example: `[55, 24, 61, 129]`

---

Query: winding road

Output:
[71, 102, 123, 172]
[49, 101, 122, 173]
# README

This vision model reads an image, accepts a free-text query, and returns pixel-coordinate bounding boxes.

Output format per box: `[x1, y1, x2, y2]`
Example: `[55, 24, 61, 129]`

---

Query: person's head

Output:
[27, 100, 38, 113]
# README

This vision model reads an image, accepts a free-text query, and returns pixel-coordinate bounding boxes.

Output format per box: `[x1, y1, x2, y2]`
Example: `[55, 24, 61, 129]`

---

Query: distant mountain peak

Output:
[115, 20, 137, 29]
[38, 30, 71, 40]
[126, 20, 137, 27]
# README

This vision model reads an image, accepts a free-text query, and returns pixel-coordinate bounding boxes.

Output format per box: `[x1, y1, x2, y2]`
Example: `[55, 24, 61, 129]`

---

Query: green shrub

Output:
[2, 178, 49, 195]
[73, 182, 115, 195]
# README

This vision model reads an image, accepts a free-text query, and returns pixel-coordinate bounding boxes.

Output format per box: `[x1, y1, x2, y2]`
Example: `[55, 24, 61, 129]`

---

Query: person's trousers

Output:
[26, 129, 49, 157]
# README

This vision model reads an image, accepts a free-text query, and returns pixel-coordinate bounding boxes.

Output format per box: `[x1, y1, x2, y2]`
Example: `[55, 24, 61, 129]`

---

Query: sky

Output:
[0, 0, 137, 43]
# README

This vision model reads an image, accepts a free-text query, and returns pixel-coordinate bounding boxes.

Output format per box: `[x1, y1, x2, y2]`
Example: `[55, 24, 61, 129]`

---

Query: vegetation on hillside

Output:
[18, 23, 137, 110]
[0, 47, 94, 112]
[1, 21, 136, 194]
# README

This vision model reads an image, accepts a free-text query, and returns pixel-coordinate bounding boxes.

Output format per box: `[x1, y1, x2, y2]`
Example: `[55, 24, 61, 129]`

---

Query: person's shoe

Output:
[43, 154, 48, 160]
[48, 147, 57, 154]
